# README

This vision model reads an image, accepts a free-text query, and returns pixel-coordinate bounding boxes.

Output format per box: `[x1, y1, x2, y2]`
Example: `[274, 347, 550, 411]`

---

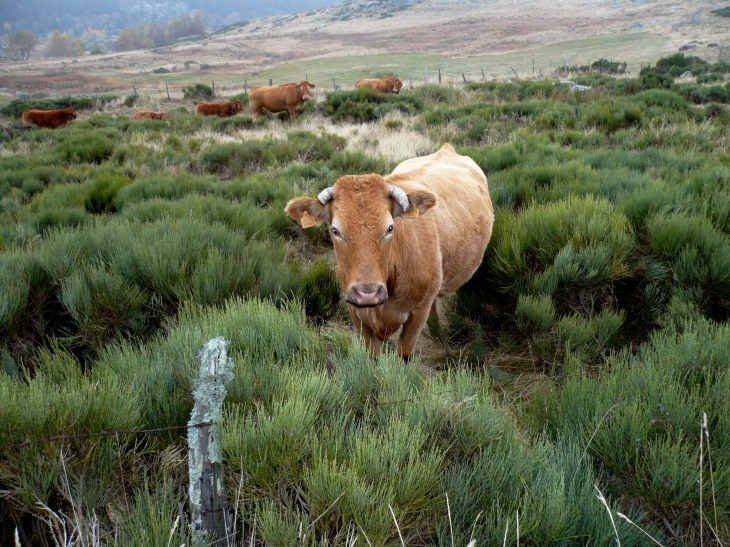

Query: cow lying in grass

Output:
[134, 110, 168, 121]
[248, 81, 315, 119]
[21, 107, 77, 129]
[195, 101, 244, 117]
[286, 143, 493, 359]
[355, 77, 403, 94]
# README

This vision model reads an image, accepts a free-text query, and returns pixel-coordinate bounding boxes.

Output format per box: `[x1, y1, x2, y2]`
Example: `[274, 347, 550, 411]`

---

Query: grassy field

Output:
[105, 33, 675, 97]
[1, 55, 730, 546]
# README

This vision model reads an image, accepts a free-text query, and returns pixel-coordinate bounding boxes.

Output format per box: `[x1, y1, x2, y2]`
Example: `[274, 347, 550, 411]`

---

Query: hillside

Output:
[0, 0, 725, 97]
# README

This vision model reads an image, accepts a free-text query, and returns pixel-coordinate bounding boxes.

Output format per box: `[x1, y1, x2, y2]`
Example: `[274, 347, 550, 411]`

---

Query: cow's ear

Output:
[392, 190, 437, 219]
[309, 83, 316, 88]
[285, 197, 330, 228]
[296, 84, 302, 91]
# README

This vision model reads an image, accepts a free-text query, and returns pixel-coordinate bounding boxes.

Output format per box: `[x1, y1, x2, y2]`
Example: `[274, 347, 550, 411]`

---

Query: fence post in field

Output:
[244, 80, 247, 93]
[333, 78, 336, 91]
[462, 73, 466, 83]
[564, 57, 567, 77]
[188, 337, 234, 546]
[269, 78, 273, 86]
[212, 81, 215, 97]
[481, 67, 485, 81]
[165, 81, 170, 100]
[425, 66, 428, 85]
[510, 66, 519, 78]
[438, 68, 441, 84]
[533, 59, 535, 77]
[133, 86, 138, 97]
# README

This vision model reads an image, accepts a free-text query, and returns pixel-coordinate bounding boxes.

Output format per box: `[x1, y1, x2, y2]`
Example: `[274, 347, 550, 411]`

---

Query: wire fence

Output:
[0, 366, 634, 453]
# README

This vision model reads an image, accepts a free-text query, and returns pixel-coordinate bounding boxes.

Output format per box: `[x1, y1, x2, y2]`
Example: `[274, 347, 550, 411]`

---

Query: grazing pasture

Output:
[1, 59, 730, 546]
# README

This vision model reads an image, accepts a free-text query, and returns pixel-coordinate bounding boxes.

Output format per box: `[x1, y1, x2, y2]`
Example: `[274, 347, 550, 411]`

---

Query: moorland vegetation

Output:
[1, 54, 729, 546]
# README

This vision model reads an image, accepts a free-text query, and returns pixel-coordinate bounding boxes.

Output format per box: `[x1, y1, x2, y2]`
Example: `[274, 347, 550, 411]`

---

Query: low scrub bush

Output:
[54, 128, 118, 164]
[0, 95, 116, 118]
[324, 89, 424, 122]
[182, 83, 214, 101]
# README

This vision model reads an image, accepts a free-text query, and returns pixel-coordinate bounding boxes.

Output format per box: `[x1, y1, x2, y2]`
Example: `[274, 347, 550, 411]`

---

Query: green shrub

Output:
[0, 96, 112, 118]
[182, 83, 214, 101]
[54, 129, 118, 164]
[324, 89, 424, 122]
[515, 294, 555, 333]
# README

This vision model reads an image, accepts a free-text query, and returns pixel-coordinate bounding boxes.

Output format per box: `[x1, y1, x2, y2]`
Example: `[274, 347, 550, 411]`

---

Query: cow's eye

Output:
[387, 224, 394, 233]
[331, 227, 340, 237]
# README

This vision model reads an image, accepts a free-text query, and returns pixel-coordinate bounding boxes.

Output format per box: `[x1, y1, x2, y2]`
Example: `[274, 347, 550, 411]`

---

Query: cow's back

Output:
[249, 85, 292, 112]
[387, 144, 493, 295]
[22, 109, 71, 129]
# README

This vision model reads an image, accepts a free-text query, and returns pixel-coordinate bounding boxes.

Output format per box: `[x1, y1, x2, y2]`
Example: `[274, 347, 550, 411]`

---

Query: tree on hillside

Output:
[146, 23, 167, 47]
[45, 30, 83, 57]
[167, 10, 207, 41]
[6, 29, 37, 60]
[114, 27, 154, 52]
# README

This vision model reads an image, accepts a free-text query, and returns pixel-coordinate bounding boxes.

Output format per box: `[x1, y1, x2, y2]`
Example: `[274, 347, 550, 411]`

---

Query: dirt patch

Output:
[0, 72, 127, 95]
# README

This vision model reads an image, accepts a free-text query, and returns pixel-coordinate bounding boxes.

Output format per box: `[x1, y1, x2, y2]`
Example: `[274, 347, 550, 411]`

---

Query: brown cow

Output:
[285, 143, 494, 359]
[21, 107, 77, 129]
[248, 81, 315, 119]
[195, 101, 244, 117]
[134, 110, 168, 121]
[355, 77, 403, 94]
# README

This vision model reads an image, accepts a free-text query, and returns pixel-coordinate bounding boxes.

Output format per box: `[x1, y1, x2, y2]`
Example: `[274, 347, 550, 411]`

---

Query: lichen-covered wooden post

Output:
[188, 337, 234, 545]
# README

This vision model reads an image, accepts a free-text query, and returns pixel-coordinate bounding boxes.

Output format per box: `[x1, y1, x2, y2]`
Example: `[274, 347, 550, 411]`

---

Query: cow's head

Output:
[157, 112, 168, 121]
[285, 175, 436, 308]
[297, 80, 316, 101]
[64, 107, 78, 120]
[390, 78, 403, 94]
[233, 100, 244, 113]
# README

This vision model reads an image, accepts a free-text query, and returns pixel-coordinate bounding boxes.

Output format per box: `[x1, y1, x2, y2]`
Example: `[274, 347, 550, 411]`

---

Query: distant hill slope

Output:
[0, 0, 340, 37]
[0, 0, 723, 94]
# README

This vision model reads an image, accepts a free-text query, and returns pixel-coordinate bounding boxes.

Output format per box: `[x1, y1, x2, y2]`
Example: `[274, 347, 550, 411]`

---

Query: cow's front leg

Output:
[348, 306, 382, 356]
[396, 300, 433, 360]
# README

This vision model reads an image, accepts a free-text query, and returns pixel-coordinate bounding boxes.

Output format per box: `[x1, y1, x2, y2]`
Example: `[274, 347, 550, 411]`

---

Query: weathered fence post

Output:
[212, 81, 215, 96]
[438, 68, 441, 84]
[188, 337, 234, 546]
[481, 67, 486, 81]
[165, 81, 170, 100]
[510, 66, 519, 78]
[425, 66, 428, 85]
[269, 78, 272, 86]
[564, 57, 567, 77]
[133, 86, 138, 97]
[462, 73, 466, 83]
[244, 80, 247, 93]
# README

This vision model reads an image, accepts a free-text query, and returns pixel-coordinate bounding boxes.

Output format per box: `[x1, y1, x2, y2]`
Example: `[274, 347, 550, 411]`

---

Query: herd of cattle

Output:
[16, 74, 494, 359]
[18, 77, 404, 129]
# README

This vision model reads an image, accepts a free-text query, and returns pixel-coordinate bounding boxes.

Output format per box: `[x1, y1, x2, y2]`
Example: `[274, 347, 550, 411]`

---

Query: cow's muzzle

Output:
[346, 283, 388, 308]
[302, 96, 310, 101]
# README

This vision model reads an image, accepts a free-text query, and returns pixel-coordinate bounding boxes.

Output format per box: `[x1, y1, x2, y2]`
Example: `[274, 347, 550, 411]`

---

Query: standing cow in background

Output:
[134, 110, 168, 121]
[195, 101, 244, 117]
[21, 107, 77, 129]
[285, 144, 493, 360]
[248, 81, 315, 119]
[355, 77, 403, 94]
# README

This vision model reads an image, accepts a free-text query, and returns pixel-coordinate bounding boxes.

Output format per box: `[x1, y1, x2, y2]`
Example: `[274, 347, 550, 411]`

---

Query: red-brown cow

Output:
[21, 107, 77, 129]
[355, 77, 403, 94]
[195, 101, 244, 117]
[248, 81, 315, 119]
[134, 110, 168, 121]
[285, 143, 494, 359]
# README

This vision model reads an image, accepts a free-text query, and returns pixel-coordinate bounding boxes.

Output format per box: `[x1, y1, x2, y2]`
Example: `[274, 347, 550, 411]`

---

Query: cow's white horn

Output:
[318, 187, 335, 205]
[388, 185, 410, 211]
